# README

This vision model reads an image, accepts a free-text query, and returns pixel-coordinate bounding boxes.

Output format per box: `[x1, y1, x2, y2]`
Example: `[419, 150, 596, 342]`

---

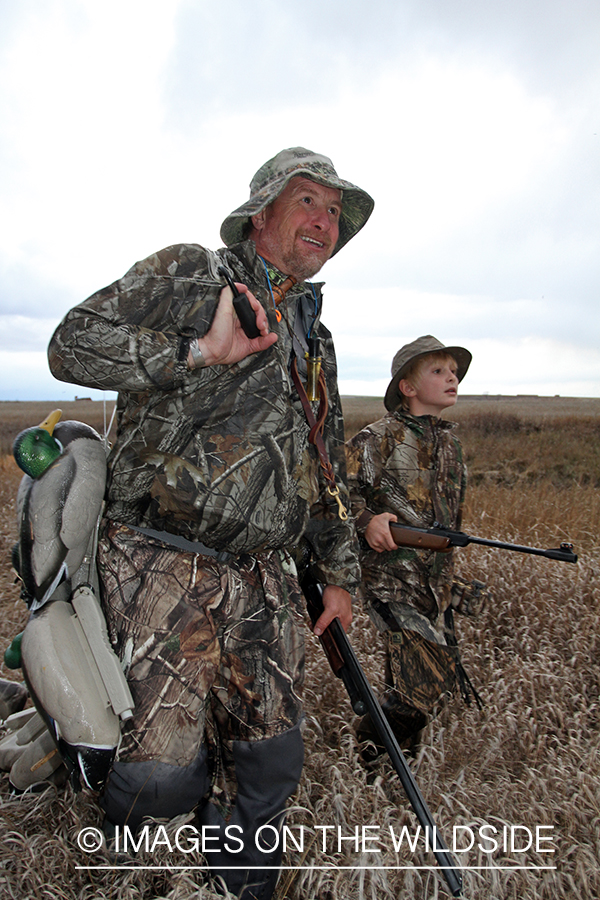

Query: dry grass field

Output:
[0, 396, 599, 899]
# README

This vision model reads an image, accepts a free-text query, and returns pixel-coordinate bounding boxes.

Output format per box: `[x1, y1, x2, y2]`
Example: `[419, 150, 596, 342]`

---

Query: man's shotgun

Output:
[301, 573, 463, 898]
[390, 523, 578, 564]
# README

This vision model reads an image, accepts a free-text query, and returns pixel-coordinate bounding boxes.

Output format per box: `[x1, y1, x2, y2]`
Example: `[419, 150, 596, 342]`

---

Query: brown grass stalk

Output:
[1, 398, 599, 899]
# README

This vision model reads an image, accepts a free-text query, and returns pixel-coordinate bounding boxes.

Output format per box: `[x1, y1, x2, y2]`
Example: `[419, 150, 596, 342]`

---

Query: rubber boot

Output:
[101, 747, 211, 832]
[356, 700, 427, 764]
[197, 723, 304, 900]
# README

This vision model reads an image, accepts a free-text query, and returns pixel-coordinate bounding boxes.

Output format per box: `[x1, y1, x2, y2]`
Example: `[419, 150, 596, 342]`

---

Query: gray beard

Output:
[279, 248, 326, 282]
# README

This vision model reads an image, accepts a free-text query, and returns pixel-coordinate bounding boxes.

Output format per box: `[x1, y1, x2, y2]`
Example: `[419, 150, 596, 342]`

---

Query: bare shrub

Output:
[459, 412, 525, 436]
[342, 396, 387, 441]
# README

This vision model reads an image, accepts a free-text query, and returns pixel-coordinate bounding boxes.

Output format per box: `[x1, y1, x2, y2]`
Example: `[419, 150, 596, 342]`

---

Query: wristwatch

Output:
[188, 338, 207, 369]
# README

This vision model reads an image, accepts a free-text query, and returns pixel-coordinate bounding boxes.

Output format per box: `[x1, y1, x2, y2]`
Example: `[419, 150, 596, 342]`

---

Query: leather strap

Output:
[291, 358, 348, 521]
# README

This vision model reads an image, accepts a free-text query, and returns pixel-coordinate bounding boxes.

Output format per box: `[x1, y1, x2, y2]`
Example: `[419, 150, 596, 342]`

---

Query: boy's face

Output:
[400, 355, 459, 417]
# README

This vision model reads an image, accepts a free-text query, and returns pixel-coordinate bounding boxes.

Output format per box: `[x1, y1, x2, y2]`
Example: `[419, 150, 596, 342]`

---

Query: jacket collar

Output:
[392, 408, 457, 434]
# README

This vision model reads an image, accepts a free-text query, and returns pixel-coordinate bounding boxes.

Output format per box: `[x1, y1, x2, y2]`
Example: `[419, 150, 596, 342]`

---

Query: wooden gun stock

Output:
[390, 523, 453, 552]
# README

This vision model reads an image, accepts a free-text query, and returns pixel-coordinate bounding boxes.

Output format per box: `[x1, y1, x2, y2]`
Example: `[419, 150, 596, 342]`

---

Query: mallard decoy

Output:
[13, 409, 107, 610]
[0, 678, 28, 721]
[2, 588, 135, 792]
[0, 708, 68, 791]
[5, 409, 134, 792]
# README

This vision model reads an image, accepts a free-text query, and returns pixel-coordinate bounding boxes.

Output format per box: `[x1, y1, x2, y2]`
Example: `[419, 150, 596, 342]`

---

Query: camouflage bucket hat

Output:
[220, 147, 374, 257]
[384, 335, 472, 411]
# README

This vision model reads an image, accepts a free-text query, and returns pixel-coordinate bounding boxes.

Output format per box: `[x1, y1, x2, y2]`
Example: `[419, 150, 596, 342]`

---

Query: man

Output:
[48, 147, 374, 899]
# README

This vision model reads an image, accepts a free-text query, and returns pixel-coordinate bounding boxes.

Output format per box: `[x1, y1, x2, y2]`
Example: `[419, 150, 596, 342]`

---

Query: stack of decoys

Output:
[1, 408, 134, 793]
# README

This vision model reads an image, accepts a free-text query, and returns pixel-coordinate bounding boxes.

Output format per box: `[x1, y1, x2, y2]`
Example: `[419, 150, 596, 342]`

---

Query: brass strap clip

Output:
[327, 484, 348, 521]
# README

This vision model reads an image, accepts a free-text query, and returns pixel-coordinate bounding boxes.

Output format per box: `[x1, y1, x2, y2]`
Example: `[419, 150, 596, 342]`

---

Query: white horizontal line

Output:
[76, 865, 558, 872]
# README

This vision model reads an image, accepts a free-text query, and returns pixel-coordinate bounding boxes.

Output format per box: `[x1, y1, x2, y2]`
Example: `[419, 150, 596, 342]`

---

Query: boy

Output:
[346, 335, 485, 758]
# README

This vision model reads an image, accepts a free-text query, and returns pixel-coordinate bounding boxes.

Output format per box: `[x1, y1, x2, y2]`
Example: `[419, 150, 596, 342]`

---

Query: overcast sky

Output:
[1, 0, 598, 401]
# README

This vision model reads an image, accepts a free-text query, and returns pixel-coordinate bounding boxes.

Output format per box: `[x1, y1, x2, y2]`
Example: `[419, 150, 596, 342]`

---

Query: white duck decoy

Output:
[13, 408, 107, 609]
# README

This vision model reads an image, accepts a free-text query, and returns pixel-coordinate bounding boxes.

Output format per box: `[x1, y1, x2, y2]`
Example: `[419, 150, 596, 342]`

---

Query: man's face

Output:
[250, 176, 341, 281]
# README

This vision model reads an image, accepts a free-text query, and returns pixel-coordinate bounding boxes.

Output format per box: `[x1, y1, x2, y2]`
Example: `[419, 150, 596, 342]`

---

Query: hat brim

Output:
[220, 169, 374, 257]
[384, 346, 472, 412]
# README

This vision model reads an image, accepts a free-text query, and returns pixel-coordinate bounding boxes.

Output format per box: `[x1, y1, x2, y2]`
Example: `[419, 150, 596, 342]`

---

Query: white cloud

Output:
[0, 316, 58, 351]
[0, 1, 598, 399]
[0, 350, 114, 401]
[0, 1, 182, 296]
[336, 335, 600, 399]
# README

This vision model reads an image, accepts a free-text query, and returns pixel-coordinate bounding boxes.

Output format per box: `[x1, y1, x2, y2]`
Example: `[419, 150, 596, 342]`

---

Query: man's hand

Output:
[365, 512, 398, 552]
[312, 584, 352, 636]
[188, 283, 277, 368]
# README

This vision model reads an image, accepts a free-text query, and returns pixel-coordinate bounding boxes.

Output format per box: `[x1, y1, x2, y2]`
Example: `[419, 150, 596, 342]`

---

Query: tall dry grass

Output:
[0, 400, 117, 457]
[0, 400, 599, 899]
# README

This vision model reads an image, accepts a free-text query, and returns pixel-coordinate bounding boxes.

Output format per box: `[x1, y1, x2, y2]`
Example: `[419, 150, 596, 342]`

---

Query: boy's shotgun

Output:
[389, 523, 578, 564]
[301, 572, 464, 898]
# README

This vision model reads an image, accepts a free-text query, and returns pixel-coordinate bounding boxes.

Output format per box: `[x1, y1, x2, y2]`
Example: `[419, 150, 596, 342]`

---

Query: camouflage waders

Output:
[98, 523, 306, 899]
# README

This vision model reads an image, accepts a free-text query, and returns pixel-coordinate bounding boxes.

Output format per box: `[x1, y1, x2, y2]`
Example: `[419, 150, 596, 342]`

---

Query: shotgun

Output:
[302, 572, 464, 897]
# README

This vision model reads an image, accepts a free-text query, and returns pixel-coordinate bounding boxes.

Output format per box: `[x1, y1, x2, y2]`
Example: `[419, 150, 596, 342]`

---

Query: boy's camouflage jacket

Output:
[346, 410, 466, 622]
[49, 240, 359, 591]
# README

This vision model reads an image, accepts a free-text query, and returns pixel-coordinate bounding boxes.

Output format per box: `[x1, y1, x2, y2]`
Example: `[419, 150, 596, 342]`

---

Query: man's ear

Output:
[399, 378, 416, 398]
[251, 209, 266, 232]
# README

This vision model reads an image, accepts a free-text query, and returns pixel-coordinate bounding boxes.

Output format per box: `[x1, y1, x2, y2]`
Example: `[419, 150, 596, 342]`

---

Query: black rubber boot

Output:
[197, 723, 304, 900]
[356, 701, 427, 763]
[101, 747, 211, 832]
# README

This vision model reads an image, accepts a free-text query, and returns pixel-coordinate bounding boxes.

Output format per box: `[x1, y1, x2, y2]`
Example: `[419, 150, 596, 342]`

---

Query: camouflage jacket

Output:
[48, 241, 359, 591]
[346, 410, 466, 622]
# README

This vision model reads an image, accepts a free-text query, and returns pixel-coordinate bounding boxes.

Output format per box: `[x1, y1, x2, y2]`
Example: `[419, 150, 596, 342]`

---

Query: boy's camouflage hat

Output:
[384, 335, 472, 411]
[220, 147, 374, 257]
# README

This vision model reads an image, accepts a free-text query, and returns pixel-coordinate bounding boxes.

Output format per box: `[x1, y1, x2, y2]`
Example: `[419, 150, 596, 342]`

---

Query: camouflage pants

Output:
[386, 628, 457, 716]
[356, 626, 457, 755]
[97, 522, 305, 807]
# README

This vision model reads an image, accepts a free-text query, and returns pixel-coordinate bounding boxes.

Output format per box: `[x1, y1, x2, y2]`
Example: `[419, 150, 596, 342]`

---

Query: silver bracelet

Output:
[189, 339, 207, 369]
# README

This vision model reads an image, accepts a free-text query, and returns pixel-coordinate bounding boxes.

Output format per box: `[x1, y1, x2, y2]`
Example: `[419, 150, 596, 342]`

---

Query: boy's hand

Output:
[365, 512, 398, 553]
